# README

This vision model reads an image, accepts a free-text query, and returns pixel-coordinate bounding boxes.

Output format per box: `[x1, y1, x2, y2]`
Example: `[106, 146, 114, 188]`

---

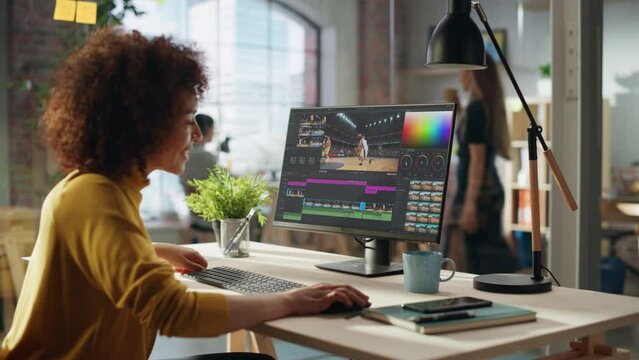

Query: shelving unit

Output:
[504, 97, 611, 238]
[503, 97, 612, 270]
[504, 97, 552, 236]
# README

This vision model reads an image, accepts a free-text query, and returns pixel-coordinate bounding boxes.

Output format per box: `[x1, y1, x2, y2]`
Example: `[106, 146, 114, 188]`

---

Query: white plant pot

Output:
[537, 78, 552, 98]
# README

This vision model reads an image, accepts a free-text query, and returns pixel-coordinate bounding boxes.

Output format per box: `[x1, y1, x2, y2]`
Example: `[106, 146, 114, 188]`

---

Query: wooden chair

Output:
[1, 230, 37, 295]
[0, 206, 40, 229]
[0, 229, 38, 332]
[0, 206, 40, 332]
[0, 207, 40, 293]
[228, 330, 277, 359]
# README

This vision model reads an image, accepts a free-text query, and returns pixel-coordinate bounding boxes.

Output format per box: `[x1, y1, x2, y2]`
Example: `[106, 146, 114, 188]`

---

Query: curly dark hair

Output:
[42, 27, 208, 179]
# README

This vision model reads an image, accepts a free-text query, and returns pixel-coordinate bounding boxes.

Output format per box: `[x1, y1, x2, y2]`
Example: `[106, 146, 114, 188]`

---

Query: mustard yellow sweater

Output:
[1, 170, 229, 359]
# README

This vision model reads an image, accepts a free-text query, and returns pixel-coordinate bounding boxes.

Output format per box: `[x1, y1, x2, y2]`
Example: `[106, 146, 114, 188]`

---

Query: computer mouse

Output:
[322, 301, 372, 314]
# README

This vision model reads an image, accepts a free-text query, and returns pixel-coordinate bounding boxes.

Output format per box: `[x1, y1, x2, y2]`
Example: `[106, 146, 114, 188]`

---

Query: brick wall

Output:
[7, 1, 76, 206]
[358, 0, 404, 105]
[7, 1, 405, 204]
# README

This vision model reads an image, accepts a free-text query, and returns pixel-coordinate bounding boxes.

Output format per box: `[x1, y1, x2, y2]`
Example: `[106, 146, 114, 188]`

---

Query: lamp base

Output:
[473, 273, 552, 294]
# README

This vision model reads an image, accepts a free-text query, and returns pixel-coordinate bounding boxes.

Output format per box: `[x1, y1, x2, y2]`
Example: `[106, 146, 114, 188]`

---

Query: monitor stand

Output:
[315, 238, 403, 277]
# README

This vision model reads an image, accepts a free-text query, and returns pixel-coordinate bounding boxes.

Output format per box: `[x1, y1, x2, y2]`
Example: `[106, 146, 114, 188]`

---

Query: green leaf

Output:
[538, 63, 551, 78]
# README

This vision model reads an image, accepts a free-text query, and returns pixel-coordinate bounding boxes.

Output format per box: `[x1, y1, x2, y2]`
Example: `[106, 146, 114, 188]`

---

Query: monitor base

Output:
[473, 273, 552, 294]
[316, 259, 403, 277]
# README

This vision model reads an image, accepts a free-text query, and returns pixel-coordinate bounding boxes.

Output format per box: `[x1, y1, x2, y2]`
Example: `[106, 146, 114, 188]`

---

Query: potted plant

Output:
[537, 63, 551, 98]
[186, 165, 270, 257]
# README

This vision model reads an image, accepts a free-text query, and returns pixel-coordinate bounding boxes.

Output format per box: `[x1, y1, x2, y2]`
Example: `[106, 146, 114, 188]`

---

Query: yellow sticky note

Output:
[53, 0, 77, 22]
[75, 1, 97, 25]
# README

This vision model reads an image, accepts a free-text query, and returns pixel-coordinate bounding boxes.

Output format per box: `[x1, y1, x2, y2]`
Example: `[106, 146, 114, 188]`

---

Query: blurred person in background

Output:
[180, 113, 217, 243]
[452, 55, 519, 275]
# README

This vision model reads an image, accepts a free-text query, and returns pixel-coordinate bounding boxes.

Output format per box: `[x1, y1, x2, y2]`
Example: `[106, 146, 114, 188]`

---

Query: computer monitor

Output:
[273, 103, 456, 277]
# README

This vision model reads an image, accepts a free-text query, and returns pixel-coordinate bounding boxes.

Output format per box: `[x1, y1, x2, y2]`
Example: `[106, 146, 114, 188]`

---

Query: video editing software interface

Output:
[274, 104, 456, 242]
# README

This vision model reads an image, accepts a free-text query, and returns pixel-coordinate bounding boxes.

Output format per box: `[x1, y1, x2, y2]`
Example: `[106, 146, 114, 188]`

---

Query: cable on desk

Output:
[353, 236, 377, 251]
[542, 265, 561, 287]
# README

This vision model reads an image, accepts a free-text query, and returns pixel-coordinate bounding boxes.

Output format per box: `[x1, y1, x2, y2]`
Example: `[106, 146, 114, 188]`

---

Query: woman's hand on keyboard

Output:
[227, 283, 369, 330]
[152, 243, 208, 273]
[284, 283, 369, 315]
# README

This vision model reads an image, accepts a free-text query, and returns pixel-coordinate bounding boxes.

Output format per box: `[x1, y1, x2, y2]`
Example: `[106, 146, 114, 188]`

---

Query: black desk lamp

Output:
[426, 0, 578, 293]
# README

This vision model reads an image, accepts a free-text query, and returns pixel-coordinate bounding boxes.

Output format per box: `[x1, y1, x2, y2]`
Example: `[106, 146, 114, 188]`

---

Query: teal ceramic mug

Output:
[403, 250, 456, 294]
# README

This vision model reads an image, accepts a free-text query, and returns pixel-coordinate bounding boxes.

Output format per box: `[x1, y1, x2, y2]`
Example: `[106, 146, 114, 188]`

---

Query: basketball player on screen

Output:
[322, 136, 331, 162]
[358, 134, 370, 166]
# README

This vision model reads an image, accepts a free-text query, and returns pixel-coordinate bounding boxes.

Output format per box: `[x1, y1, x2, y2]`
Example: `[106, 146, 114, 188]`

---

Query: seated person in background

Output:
[0, 27, 369, 360]
[180, 113, 217, 242]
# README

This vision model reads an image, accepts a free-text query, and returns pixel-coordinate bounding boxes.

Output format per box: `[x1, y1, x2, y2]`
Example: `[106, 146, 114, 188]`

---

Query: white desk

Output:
[181, 242, 639, 360]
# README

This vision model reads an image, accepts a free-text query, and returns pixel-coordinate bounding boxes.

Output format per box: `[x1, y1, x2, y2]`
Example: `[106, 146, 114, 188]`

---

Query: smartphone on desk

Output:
[401, 296, 492, 314]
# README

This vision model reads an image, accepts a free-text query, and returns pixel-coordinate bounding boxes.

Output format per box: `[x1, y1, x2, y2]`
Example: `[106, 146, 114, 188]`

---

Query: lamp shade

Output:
[425, 0, 486, 70]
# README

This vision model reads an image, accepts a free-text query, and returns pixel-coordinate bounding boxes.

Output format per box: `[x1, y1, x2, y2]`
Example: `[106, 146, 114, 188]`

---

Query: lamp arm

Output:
[471, 1, 578, 211]
[471, 1, 543, 145]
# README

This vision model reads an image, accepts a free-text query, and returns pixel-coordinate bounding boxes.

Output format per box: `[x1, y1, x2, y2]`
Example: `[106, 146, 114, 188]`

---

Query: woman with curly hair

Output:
[0, 27, 368, 359]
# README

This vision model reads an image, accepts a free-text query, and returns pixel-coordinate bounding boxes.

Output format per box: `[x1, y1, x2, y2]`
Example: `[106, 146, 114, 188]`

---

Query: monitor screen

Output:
[273, 104, 456, 243]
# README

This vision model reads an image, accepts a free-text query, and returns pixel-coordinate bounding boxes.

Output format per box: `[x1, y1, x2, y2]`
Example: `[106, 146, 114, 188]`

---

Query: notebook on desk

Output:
[362, 302, 536, 334]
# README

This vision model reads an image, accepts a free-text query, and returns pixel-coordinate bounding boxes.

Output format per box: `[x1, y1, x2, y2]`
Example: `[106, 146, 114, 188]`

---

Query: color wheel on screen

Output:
[401, 111, 453, 149]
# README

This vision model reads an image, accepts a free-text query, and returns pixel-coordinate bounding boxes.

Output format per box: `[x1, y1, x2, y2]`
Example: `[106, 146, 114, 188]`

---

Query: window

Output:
[121, 0, 320, 220]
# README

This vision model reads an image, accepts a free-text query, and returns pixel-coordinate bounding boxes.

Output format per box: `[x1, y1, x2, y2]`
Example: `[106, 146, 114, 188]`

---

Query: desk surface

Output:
[182, 242, 639, 360]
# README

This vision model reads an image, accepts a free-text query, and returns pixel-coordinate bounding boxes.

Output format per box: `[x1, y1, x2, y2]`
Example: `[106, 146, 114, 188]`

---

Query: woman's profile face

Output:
[202, 125, 215, 143]
[458, 70, 473, 92]
[146, 91, 202, 175]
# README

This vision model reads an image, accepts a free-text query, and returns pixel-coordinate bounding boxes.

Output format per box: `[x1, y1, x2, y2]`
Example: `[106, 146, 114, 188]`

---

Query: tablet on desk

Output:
[401, 296, 492, 314]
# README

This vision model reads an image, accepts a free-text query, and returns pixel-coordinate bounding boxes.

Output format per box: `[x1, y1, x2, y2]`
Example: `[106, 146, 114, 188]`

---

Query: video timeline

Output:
[300, 198, 392, 221]
[280, 176, 398, 231]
